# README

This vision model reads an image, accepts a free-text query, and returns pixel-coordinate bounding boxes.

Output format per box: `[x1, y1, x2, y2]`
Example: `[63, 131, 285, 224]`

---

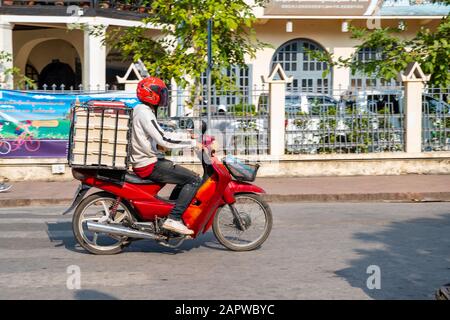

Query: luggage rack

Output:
[67, 100, 133, 171]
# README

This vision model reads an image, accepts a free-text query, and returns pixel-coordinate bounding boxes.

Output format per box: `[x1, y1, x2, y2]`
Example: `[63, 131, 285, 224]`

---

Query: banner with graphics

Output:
[0, 90, 139, 158]
[264, 0, 383, 16]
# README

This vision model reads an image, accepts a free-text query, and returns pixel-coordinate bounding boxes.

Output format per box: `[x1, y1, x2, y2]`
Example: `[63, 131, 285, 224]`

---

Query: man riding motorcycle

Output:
[131, 77, 201, 236]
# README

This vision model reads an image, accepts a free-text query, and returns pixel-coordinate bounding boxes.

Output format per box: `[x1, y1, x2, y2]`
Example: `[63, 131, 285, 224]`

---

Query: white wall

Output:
[13, 28, 84, 82]
[27, 39, 80, 73]
[247, 19, 438, 92]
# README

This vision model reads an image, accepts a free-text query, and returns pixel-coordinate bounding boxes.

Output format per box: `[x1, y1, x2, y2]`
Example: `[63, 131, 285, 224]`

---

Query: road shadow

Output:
[46, 221, 224, 254]
[46, 221, 86, 253]
[335, 213, 450, 299]
[73, 289, 119, 300]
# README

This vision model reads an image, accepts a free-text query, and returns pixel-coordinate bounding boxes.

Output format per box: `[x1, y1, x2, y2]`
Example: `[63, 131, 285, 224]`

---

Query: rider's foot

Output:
[0, 183, 11, 193]
[162, 218, 194, 235]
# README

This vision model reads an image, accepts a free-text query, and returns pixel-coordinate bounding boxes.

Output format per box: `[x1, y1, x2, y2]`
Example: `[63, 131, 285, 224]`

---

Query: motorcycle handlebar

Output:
[195, 134, 216, 165]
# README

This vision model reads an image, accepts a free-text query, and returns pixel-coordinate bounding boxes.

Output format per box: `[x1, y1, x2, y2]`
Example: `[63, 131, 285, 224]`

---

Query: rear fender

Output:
[62, 183, 91, 215]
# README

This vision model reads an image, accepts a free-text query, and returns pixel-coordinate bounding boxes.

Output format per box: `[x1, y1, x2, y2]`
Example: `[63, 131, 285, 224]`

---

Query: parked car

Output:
[256, 92, 342, 114]
[201, 104, 227, 115]
[345, 89, 449, 115]
[285, 93, 342, 115]
[279, 93, 352, 153]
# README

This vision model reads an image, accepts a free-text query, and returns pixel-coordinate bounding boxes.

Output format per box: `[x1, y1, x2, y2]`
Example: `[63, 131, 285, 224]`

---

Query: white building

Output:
[0, 1, 161, 90]
[0, 1, 448, 97]
[0, 1, 448, 180]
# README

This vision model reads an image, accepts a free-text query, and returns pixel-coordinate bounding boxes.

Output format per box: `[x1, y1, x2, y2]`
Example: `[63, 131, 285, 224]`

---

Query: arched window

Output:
[200, 65, 252, 109]
[38, 59, 76, 90]
[272, 39, 332, 94]
[25, 64, 39, 83]
[350, 47, 400, 89]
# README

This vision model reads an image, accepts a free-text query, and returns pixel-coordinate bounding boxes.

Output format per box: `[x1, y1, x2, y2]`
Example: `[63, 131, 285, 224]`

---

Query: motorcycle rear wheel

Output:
[73, 192, 135, 255]
[213, 193, 272, 251]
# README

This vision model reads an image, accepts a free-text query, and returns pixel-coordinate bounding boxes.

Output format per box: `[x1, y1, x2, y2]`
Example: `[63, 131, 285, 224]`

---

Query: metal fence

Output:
[0, 83, 121, 93]
[422, 87, 450, 151]
[157, 85, 270, 160]
[9, 81, 450, 157]
[285, 88, 405, 154]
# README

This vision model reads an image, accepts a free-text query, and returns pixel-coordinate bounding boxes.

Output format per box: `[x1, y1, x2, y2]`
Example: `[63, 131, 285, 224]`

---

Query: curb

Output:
[1, 192, 450, 208]
[0, 198, 73, 208]
[262, 192, 450, 203]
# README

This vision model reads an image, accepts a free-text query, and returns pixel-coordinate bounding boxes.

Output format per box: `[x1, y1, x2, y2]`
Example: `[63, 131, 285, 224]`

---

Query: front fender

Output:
[203, 180, 266, 233]
[223, 180, 266, 204]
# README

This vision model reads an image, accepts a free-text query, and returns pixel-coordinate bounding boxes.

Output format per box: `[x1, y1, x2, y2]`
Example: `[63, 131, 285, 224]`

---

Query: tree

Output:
[102, 0, 268, 93]
[309, 2, 450, 88]
[0, 51, 36, 89]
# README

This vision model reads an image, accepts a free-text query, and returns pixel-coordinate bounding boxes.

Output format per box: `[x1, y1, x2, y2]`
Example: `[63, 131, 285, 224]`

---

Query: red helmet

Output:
[136, 77, 169, 107]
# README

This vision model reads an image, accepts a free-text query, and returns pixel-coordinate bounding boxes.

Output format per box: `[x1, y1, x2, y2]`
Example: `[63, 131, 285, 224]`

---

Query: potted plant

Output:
[116, 1, 125, 10]
[99, 1, 110, 9]
[137, 0, 149, 13]
[121, 0, 131, 10]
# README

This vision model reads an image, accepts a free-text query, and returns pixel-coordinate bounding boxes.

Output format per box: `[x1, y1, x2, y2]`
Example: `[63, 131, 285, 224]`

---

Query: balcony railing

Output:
[0, 0, 153, 15]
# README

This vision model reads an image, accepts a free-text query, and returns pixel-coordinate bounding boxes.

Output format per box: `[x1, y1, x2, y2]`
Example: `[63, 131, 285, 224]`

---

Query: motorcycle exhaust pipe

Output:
[87, 221, 165, 241]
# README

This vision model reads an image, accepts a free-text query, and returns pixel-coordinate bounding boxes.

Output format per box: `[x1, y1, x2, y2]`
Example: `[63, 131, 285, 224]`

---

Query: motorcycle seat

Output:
[124, 172, 155, 185]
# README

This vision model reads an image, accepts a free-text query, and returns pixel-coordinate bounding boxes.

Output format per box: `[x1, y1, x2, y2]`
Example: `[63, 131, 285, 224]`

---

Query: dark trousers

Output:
[148, 159, 201, 220]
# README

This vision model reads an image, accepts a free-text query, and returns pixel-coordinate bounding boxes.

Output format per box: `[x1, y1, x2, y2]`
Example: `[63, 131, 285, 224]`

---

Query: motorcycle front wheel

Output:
[72, 192, 135, 255]
[213, 193, 272, 251]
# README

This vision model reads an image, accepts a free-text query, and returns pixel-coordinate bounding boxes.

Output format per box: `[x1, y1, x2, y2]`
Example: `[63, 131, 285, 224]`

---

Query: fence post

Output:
[398, 62, 430, 153]
[169, 80, 177, 117]
[262, 64, 293, 156]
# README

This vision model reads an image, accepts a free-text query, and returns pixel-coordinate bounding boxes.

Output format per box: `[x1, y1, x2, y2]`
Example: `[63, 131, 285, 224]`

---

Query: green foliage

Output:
[0, 51, 36, 89]
[318, 108, 402, 153]
[430, 0, 450, 5]
[289, 106, 403, 154]
[423, 94, 450, 150]
[307, 14, 450, 88]
[232, 103, 256, 116]
[101, 0, 268, 91]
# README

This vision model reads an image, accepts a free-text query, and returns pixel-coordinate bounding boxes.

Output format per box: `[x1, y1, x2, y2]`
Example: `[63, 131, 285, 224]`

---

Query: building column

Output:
[83, 24, 106, 91]
[331, 47, 355, 95]
[263, 64, 293, 156]
[0, 22, 14, 89]
[399, 62, 430, 154]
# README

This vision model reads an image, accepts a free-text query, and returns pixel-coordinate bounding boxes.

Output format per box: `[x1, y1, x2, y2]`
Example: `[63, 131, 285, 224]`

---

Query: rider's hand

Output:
[187, 129, 197, 140]
[194, 142, 203, 151]
[157, 145, 168, 152]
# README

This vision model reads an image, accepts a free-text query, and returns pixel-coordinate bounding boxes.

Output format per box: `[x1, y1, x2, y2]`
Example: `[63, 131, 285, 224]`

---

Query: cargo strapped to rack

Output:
[67, 100, 133, 170]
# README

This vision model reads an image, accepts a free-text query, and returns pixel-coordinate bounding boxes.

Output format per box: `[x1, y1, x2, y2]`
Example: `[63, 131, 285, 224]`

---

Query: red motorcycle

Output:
[63, 125, 272, 255]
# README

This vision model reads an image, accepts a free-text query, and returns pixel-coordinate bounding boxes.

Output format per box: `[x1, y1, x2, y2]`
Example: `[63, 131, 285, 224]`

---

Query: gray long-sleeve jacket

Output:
[130, 104, 196, 168]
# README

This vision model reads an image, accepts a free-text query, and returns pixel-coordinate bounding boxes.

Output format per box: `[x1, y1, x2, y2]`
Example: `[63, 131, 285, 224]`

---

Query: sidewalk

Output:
[1, 174, 450, 207]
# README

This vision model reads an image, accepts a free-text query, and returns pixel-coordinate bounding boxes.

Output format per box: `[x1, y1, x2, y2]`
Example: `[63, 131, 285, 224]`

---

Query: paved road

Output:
[0, 202, 449, 300]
